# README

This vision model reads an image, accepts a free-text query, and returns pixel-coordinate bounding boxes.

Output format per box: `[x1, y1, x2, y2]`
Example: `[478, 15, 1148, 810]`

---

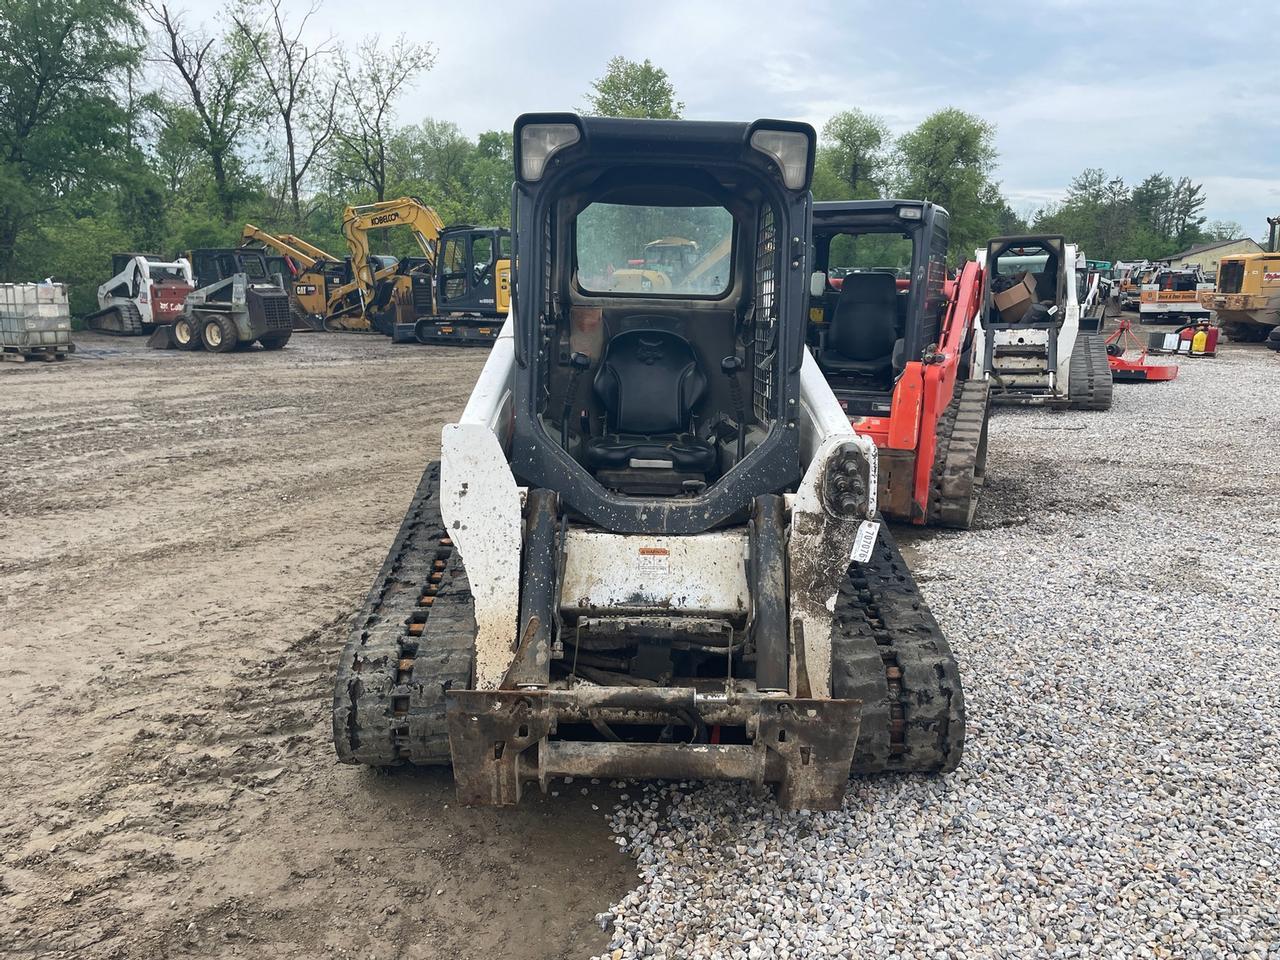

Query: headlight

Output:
[750, 129, 810, 190]
[519, 123, 580, 181]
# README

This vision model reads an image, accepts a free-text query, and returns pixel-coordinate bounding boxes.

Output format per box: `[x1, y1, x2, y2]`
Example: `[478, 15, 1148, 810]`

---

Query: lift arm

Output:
[240, 224, 337, 269]
[276, 233, 341, 265]
[340, 197, 447, 304]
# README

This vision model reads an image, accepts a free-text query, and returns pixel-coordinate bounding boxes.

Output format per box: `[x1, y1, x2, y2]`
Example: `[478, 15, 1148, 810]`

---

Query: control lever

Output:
[561, 352, 592, 449]
[721, 355, 747, 463]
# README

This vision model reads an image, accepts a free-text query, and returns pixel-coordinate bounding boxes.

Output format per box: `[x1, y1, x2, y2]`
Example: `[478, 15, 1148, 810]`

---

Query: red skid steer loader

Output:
[809, 200, 990, 528]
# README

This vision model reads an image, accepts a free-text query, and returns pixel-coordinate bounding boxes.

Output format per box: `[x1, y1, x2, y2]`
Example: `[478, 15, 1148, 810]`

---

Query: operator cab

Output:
[809, 200, 950, 418]
[438, 225, 511, 313]
[983, 236, 1066, 323]
[510, 114, 816, 532]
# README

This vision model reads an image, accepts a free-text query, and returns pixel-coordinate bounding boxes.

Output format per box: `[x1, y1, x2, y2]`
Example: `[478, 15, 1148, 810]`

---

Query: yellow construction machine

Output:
[605, 236, 731, 294]
[339, 197, 512, 344]
[1198, 218, 1280, 341]
[240, 224, 396, 331]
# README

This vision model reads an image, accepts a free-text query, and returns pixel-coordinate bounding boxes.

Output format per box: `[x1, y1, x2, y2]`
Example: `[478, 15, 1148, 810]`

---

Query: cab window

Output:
[575, 203, 733, 296]
[442, 237, 465, 274]
[827, 233, 913, 280]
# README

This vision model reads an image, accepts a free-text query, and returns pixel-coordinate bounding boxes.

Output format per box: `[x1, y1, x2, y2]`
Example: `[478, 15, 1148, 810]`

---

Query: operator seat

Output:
[818, 272, 900, 380]
[582, 328, 716, 473]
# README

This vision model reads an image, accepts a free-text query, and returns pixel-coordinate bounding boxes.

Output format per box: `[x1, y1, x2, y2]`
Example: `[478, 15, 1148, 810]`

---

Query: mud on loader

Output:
[332, 114, 964, 811]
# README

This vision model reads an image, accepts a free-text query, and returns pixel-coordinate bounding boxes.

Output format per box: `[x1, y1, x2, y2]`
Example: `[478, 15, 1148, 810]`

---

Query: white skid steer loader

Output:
[332, 114, 964, 811]
[84, 253, 194, 335]
[973, 235, 1112, 410]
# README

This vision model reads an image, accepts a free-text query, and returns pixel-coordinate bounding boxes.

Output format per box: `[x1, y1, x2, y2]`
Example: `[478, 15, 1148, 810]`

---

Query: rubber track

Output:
[927, 379, 990, 529]
[288, 297, 318, 332]
[1068, 333, 1113, 411]
[332, 462, 475, 766]
[831, 524, 965, 774]
[86, 302, 144, 336]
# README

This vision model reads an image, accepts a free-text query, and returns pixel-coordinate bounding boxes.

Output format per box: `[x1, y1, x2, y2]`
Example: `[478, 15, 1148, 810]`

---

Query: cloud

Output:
[178, 0, 1280, 229]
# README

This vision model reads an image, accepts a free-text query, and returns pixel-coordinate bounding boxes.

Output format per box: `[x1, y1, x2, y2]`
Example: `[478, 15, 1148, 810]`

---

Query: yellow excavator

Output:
[339, 196, 512, 344]
[606, 235, 731, 294]
[240, 224, 397, 331]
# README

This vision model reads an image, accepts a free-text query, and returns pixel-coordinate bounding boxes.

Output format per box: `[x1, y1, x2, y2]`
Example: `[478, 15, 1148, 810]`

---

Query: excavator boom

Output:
[341, 197, 446, 304]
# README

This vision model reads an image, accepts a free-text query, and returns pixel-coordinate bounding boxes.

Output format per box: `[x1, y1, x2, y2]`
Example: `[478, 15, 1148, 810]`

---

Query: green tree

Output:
[462, 131, 514, 224]
[143, 0, 265, 225]
[1129, 173, 1207, 253]
[0, 0, 141, 277]
[1204, 219, 1243, 242]
[389, 118, 474, 217]
[330, 34, 436, 203]
[584, 56, 683, 119]
[812, 109, 890, 201]
[234, 0, 339, 228]
[1034, 169, 1134, 261]
[893, 108, 1003, 261]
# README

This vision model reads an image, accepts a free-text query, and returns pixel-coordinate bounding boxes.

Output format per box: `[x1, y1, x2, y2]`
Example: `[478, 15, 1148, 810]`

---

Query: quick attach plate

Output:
[445, 689, 861, 811]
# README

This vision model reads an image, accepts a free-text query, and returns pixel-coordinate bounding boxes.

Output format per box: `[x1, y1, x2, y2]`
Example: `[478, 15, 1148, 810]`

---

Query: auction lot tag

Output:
[850, 520, 880, 564]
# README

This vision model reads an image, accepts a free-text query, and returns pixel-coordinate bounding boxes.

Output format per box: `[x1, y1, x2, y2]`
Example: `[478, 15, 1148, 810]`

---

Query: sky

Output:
[194, 0, 1280, 239]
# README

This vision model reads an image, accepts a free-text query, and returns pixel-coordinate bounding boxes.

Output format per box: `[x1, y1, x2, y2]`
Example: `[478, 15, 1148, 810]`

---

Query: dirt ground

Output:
[0, 333, 633, 959]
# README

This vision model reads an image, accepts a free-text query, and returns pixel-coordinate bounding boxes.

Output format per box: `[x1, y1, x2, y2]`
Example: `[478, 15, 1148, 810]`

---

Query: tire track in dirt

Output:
[1, 334, 632, 959]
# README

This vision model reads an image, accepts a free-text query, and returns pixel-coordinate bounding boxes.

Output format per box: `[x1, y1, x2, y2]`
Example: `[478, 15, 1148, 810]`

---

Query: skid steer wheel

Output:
[1068, 333, 1113, 412]
[172, 316, 201, 351]
[201, 316, 239, 353]
[258, 332, 291, 351]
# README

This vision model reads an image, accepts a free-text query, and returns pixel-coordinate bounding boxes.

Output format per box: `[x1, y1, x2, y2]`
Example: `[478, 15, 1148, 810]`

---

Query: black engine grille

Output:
[412, 276, 434, 313]
[252, 292, 292, 331]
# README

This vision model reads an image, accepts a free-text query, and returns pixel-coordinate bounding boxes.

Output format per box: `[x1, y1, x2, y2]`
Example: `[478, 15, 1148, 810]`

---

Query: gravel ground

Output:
[595, 345, 1280, 960]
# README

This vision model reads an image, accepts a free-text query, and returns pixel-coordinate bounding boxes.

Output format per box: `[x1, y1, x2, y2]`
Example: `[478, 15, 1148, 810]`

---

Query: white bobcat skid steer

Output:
[85, 253, 193, 335]
[333, 114, 965, 811]
[973, 235, 1112, 411]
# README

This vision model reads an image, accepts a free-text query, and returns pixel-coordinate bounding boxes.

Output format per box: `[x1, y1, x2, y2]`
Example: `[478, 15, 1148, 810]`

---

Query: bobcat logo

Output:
[636, 337, 666, 365]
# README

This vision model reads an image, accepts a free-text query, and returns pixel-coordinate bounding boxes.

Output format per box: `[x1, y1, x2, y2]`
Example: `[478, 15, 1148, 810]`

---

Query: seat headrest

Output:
[838, 271, 898, 305]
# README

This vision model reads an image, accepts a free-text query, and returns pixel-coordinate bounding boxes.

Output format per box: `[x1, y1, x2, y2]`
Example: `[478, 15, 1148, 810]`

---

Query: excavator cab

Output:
[437, 225, 512, 314]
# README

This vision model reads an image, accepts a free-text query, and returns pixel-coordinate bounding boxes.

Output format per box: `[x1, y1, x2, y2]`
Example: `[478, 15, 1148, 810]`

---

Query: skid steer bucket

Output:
[146, 325, 179, 350]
